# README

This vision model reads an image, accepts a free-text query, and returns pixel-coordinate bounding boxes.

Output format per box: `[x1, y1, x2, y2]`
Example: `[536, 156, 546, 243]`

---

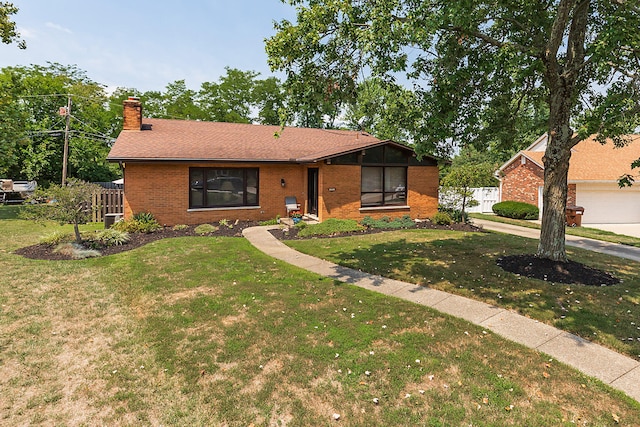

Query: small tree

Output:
[441, 163, 495, 219]
[22, 178, 100, 244]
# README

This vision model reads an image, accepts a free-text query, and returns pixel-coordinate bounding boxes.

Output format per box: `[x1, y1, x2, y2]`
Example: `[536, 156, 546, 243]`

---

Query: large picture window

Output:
[361, 166, 407, 207]
[190, 168, 258, 208]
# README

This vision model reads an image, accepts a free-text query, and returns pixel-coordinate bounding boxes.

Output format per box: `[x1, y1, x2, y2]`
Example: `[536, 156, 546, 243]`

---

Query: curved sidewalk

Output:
[243, 225, 640, 403]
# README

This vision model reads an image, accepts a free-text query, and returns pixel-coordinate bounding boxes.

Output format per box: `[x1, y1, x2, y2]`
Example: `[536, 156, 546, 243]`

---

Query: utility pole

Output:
[61, 95, 71, 186]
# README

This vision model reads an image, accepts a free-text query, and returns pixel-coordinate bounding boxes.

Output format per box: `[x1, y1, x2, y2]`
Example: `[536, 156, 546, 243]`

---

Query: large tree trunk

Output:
[536, 0, 590, 262]
[537, 135, 571, 262]
[537, 88, 575, 262]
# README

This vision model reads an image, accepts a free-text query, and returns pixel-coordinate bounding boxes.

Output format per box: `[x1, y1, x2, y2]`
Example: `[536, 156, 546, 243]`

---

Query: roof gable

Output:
[107, 118, 424, 163]
[497, 134, 640, 182]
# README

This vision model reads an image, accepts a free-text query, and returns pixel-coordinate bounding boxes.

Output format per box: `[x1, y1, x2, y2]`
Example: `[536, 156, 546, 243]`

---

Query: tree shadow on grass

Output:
[320, 231, 640, 359]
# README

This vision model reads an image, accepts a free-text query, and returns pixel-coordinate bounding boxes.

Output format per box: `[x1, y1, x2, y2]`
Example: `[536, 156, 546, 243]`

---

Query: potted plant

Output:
[291, 211, 303, 224]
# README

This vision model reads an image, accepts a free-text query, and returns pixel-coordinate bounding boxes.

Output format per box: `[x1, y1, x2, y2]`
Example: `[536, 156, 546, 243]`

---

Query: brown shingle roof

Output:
[565, 135, 640, 181]
[107, 118, 388, 163]
[502, 134, 640, 182]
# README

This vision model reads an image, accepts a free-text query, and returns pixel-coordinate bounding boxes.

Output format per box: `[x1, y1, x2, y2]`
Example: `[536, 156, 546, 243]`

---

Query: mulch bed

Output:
[14, 222, 259, 261]
[14, 220, 619, 286]
[497, 254, 620, 286]
[268, 220, 480, 240]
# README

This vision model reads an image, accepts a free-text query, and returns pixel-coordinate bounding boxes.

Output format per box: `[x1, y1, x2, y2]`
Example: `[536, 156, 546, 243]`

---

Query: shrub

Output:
[492, 201, 539, 220]
[132, 212, 155, 223]
[259, 218, 279, 226]
[431, 212, 453, 225]
[219, 219, 234, 229]
[194, 224, 218, 235]
[39, 230, 73, 246]
[438, 207, 469, 224]
[172, 224, 189, 231]
[111, 219, 137, 233]
[361, 215, 415, 229]
[92, 229, 130, 246]
[112, 212, 162, 234]
[297, 218, 364, 237]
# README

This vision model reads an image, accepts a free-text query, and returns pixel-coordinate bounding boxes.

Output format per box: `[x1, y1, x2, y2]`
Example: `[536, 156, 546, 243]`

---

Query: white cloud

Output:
[17, 27, 37, 39]
[45, 22, 73, 34]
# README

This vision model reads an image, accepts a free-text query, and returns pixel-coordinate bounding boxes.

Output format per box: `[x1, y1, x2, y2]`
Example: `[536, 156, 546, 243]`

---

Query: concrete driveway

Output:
[582, 223, 640, 238]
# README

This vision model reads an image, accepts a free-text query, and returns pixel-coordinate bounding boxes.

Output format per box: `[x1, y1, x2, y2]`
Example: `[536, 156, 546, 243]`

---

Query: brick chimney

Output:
[123, 96, 142, 130]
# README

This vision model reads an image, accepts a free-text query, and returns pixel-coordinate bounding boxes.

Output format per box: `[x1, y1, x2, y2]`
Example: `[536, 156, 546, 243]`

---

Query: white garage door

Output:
[576, 183, 640, 223]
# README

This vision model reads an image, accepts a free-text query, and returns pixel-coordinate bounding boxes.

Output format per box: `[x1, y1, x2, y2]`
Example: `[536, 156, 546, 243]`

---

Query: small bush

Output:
[361, 215, 415, 229]
[172, 224, 189, 231]
[438, 207, 469, 224]
[431, 212, 453, 225]
[219, 219, 233, 229]
[492, 201, 539, 220]
[132, 212, 155, 223]
[297, 218, 364, 237]
[53, 243, 101, 259]
[259, 218, 279, 226]
[39, 230, 73, 246]
[294, 221, 308, 230]
[112, 214, 162, 234]
[194, 224, 218, 235]
[93, 229, 130, 246]
[112, 219, 136, 233]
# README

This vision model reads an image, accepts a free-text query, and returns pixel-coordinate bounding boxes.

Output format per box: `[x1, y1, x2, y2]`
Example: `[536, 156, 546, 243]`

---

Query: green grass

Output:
[288, 228, 640, 360]
[0, 204, 23, 219]
[1, 208, 639, 425]
[297, 218, 364, 237]
[471, 212, 640, 247]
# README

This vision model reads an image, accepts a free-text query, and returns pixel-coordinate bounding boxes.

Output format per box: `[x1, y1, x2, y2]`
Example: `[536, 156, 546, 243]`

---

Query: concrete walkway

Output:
[243, 225, 640, 403]
[472, 218, 640, 262]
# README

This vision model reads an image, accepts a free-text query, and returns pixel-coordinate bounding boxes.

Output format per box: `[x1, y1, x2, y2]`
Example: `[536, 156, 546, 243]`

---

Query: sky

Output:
[0, 1, 297, 92]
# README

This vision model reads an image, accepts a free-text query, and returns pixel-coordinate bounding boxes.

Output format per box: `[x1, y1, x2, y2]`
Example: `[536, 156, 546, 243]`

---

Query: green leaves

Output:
[0, 2, 25, 49]
[21, 178, 100, 243]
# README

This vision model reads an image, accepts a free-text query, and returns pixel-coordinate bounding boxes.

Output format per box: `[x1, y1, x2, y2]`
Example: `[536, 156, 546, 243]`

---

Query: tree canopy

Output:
[0, 2, 24, 49]
[139, 68, 285, 125]
[0, 64, 120, 185]
[266, 0, 640, 261]
[0, 64, 287, 186]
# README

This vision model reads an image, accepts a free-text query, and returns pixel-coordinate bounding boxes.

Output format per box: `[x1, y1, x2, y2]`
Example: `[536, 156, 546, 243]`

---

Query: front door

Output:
[307, 168, 319, 216]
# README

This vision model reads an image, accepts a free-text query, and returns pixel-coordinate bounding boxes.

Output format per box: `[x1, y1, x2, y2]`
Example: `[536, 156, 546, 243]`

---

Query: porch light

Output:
[281, 178, 286, 187]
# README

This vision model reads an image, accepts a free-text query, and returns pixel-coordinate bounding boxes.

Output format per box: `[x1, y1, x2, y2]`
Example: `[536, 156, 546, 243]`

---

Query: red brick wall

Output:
[500, 156, 544, 207]
[318, 164, 439, 222]
[500, 156, 578, 209]
[123, 162, 439, 225]
[123, 162, 307, 225]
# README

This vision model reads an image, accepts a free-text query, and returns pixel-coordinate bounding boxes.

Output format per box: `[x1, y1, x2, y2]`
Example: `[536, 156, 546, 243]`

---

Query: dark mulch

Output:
[497, 254, 620, 286]
[14, 220, 620, 286]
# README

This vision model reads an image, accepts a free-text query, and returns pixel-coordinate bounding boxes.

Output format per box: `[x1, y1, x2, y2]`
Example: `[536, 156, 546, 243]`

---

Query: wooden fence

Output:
[92, 189, 124, 222]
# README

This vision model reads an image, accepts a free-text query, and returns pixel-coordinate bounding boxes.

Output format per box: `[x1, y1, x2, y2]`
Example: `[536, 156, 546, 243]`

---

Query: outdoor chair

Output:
[285, 196, 300, 216]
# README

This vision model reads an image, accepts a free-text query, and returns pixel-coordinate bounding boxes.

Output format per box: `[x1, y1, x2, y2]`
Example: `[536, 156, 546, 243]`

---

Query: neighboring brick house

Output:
[107, 98, 440, 226]
[496, 133, 640, 223]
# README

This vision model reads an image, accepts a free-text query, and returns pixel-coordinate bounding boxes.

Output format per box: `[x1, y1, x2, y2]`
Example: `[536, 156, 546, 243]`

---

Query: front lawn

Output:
[287, 229, 640, 360]
[1, 207, 639, 425]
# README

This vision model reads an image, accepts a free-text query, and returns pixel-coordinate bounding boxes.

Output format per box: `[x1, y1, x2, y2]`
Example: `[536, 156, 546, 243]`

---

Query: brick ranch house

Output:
[496, 133, 640, 223]
[106, 98, 440, 226]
